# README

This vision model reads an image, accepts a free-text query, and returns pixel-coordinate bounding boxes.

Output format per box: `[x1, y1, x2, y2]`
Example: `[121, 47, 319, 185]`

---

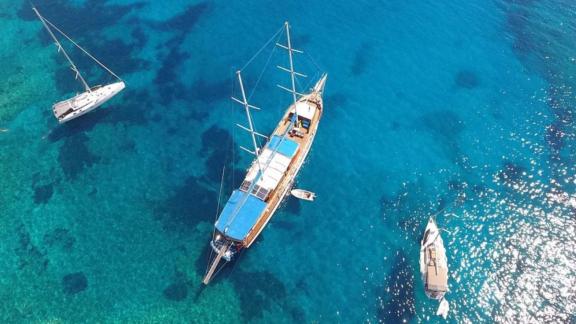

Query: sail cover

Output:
[215, 190, 267, 241]
[244, 136, 299, 191]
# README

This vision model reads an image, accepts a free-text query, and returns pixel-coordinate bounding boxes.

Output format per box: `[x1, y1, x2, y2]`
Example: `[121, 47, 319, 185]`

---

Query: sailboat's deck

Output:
[242, 95, 322, 246]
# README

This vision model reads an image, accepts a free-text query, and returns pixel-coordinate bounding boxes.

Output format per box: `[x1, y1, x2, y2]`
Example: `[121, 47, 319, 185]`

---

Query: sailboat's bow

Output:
[313, 73, 328, 95]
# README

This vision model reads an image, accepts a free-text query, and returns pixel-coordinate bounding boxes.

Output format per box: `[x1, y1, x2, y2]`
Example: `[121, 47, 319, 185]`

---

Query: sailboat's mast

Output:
[235, 71, 264, 172]
[276, 22, 306, 125]
[284, 22, 298, 107]
[32, 7, 91, 92]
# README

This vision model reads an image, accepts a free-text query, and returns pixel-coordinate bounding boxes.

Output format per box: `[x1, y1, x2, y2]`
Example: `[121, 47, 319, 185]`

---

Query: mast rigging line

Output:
[32, 7, 90, 92]
[36, 9, 123, 82]
[234, 29, 283, 151]
[239, 25, 285, 72]
[248, 40, 279, 102]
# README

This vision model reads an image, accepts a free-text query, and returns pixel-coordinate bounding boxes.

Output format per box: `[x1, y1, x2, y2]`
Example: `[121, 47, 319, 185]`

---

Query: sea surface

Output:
[1, 0, 575, 323]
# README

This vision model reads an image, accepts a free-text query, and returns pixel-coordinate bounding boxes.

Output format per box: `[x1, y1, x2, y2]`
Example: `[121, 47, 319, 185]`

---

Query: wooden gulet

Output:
[202, 22, 327, 285]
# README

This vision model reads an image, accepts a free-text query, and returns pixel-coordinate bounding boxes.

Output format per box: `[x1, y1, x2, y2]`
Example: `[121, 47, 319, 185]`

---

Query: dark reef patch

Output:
[54, 66, 85, 98]
[99, 91, 151, 126]
[497, 162, 526, 184]
[418, 110, 465, 162]
[155, 2, 210, 34]
[380, 178, 467, 244]
[118, 139, 137, 153]
[454, 70, 480, 89]
[151, 2, 211, 105]
[200, 125, 243, 189]
[201, 126, 232, 152]
[19, 1, 143, 36]
[547, 86, 574, 125]
[545, 123, 564, 153]
[154, 176, 217, 232]
[350, 42, 374, 76]
[273, 220, 296, 231]
[154, 46, 190, 103]
[381, 182, 431, 241]
[501, 0, 575, 84]
[501, 3, 535, 59]
[290, 306, 307, 322]
[376, 251, 415, 323]
[419, 110, 464, 139]
[15, 223, 48, 274]
[231, 269, 287, 321]
[87, 38, 149, 77]
[131, 27, 148, 49]
[292, 34, 311, 47]
[33, 183, 54, 204]
[48, 110, 108, 142]
[58, 133, 100, 180]
[163, 282, 188, 301]
[285, 195, 302, 215]
[43, 228, 75, 252]
[190, 78, 230, 104]
[324, 92, 348, 110]
[62, 272, 88, 295]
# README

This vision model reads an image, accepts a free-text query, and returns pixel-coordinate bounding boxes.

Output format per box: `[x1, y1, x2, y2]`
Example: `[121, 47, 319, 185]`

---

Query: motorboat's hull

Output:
[290, 189, 316, 201]
[420, 217, 449, 300]
[53, 81, 125, 123]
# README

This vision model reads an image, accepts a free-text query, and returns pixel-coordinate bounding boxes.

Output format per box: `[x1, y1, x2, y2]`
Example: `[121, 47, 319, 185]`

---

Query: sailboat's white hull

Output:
[53, 81, 125, 123]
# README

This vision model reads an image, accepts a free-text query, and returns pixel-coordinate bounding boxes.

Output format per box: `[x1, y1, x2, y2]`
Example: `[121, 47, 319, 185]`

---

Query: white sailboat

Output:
[33, 7, 125, 124]
[420, 217, 450, 319]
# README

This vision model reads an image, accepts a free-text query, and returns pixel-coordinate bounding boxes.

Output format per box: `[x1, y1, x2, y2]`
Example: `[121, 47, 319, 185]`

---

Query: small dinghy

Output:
[290, 189, 316, 201]
[420, 217, 450, 319]
[33, 7, 125, 124]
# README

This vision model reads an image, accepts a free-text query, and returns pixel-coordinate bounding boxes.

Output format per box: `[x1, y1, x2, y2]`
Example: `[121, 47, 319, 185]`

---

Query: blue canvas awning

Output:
[267, 135, 298, 158]
[215, 190, 267, 241]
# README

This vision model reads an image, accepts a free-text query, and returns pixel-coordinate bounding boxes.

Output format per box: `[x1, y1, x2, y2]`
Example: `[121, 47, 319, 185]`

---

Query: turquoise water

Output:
[1, 0, 575, 322]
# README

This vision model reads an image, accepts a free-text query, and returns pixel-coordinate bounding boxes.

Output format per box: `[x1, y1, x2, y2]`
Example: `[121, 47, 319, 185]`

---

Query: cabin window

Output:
[251, 185, 261, 195]
[249, 184, 269, 200]
[256, 187, 269, 200]
[240, 180, 251, 192]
